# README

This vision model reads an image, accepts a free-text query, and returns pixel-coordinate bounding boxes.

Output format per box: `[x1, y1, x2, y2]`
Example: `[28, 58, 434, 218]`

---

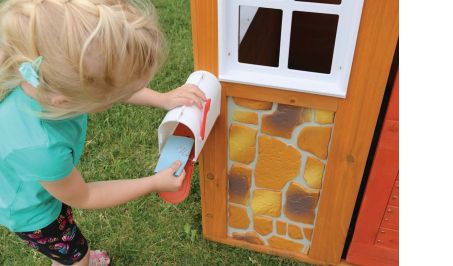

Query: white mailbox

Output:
[158, 71, 222, 162]
[157, 71, 221, 205]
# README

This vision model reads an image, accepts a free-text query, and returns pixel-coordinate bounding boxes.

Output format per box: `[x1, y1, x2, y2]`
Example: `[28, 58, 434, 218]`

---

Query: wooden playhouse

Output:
[189, 0, 398, 264]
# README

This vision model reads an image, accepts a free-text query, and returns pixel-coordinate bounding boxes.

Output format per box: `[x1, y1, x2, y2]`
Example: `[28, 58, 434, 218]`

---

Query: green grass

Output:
[0, 1, 310, 265]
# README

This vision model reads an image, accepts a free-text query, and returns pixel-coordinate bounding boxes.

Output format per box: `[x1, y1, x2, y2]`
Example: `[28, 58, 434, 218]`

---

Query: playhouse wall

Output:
[190, 0, 398, 264]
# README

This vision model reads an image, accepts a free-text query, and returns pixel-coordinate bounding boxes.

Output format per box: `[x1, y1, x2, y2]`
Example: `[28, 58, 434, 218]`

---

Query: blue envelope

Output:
[154, 135, 194, 177]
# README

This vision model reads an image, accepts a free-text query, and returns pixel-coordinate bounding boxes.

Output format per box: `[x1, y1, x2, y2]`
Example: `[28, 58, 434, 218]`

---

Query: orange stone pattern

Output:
[288, 224, 304, 239]
[232, 232, 265, 245]
[276, 220, 287, 235]
[268, 236, 305, 252]
[229, 205, 250, 229]
[284, 182, 320, 224]
[233, 110, 259, 125]
[262, 104, 311, 139]
[255, 136, 301, 190]
[228, 163, 252, 205]
[229, 124, 257, 164]
[254, 216, 273, 236]
[227, 97, 335, 255]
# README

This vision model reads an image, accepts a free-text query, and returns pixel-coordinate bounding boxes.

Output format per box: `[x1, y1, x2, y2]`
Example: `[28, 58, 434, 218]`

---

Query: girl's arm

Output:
[40, 162, 185, 209]
[124, 84, 207, 110]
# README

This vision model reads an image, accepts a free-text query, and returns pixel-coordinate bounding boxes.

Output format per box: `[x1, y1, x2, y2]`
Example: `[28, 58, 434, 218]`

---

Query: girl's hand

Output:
[162, 84, 207, 110]
[151, 161, 186, 192]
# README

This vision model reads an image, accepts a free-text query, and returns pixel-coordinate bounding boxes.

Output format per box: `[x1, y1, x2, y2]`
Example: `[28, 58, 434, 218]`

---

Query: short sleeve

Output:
[5, 143, 74, 182]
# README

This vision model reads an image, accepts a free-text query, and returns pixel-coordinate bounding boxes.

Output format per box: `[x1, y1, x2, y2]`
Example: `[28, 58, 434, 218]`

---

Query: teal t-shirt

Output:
[0, 87, 87, 232]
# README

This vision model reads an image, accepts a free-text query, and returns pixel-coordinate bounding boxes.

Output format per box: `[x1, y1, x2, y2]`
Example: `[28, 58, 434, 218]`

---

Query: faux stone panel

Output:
[304, 157, 325, 189]
[261, 104, 311, 139]
[251, 189, 282, 217]
[229, 163, 252, 205]
[233, 97, 273, 110]
[233, 110, 259, 125]
[229, 124, 257, 164]
[288, 225, 303, 240]
[284, 182, 320, 224]
[315, 110, 335, 124]
[229, 205, 250, 229]
[297, 126, 332, 159]
[254, 216, 273, 236]
[232, 232, 264, 245]
[227, 97, 336, 255]
[268, 236, 305, 252]
[276, 220, 287, 235]
[255, 136, 301, 190]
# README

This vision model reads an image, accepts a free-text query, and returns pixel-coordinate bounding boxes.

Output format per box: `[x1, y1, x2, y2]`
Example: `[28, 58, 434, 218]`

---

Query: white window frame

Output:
[218, 0, 364, 98]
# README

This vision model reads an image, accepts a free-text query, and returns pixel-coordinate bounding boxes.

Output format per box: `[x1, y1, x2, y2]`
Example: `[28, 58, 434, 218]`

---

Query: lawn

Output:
[0, 1, 310, 265]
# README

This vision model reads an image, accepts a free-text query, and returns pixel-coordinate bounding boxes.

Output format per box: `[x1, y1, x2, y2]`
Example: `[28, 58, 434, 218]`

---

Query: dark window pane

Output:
[288, 11, 339, 74]
[295, 0, 342, 4]
[238, 6, 283, 67]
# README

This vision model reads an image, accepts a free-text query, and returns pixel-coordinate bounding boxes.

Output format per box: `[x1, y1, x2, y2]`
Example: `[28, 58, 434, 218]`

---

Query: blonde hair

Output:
[0, 0, 166, 119]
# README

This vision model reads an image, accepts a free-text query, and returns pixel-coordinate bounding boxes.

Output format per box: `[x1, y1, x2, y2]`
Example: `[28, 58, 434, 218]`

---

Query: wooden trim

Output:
[309, 0, 399, 263]
[190, 0, 219, 76]
[205, 235, 326, 265]
[223, 82, 340, 111]
[205, 235, 357, 266]
[198, 91, 228, 239]
[190, 0, 227, 239]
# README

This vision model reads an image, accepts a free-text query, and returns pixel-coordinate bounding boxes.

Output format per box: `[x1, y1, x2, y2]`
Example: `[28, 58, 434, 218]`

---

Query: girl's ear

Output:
[51, 95, 70, 106]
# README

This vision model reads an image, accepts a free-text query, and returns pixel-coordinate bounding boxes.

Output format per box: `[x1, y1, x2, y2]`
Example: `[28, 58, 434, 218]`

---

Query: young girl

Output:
[0, 0, 206, 265]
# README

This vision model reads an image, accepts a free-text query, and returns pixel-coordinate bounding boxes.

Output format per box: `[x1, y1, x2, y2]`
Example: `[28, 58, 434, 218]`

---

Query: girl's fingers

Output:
[189, 86, 207, 101]
[176, 96, 193, 106]
[181, 92, 203, 109]
[169, 161, 181, 173]
[183, 84, 207, 101]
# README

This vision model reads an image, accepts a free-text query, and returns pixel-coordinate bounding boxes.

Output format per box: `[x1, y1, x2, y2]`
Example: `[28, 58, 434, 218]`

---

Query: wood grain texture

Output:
[309, 0, 399, 263]
[190, 0, 227, 239]
[205, 235, 325, 265]
[375, 227, 398, 249]
[346, 242, 398, 266]
[191, 0, 398, 264]
[224, 82, 339, 111]
[206, 235, 358, 266]
[190, 0, 219, 75]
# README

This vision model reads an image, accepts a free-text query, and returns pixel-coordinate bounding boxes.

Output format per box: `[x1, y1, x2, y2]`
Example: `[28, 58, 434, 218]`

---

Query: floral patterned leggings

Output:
[15, 204, 89, 265]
